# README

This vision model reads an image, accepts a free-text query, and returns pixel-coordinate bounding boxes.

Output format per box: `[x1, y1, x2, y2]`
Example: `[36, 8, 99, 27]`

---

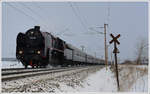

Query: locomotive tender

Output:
[16, 26, 104, 68]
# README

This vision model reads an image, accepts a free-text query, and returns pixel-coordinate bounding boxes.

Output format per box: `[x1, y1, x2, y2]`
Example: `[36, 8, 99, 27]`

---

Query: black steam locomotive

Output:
[16, 26, 104, 68]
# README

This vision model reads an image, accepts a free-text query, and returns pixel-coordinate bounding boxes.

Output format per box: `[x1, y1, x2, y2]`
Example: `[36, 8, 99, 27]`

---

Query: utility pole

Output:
[104, 24, 108, 69]
[89, 23, 108, 69]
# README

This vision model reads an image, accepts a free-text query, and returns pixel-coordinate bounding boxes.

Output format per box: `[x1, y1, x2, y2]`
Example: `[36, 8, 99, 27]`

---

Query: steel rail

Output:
[2, 68, 57, 76]
[2, 66, 99, 82]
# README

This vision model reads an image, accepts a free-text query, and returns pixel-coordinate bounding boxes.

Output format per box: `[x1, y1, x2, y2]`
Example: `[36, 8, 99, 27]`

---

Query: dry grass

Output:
[117, 65, 148, 91]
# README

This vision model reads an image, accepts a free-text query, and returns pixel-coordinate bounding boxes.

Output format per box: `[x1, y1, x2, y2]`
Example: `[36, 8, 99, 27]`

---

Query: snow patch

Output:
[2, 64, 148, 92]
[118, 65, 148, 92]
[130, 75, 148, 92]
[77, 66, 117, 92]
[2, 61, 24, 69]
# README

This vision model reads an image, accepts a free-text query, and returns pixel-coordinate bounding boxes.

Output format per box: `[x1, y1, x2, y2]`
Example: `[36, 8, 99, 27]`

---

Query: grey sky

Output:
[2, 2, 148, 62]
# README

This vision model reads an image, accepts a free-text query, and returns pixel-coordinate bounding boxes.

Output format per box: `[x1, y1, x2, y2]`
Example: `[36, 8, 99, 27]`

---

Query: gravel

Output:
[2, 66, 103, 92]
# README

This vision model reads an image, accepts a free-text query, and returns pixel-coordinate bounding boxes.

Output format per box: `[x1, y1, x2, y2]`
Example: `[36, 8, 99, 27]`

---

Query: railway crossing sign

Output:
[109, 33, 121, 91]
[110, 34, 120, 53]
[109, 34, 120, 45]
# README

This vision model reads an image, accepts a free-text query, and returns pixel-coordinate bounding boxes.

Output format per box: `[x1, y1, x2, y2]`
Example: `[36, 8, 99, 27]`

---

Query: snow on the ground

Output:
[2, 61, 24, 69]
[2, 61, 148, 92]
[118, 65, 148, 92]
[3, 66, 117, 92]
[77, 66, 117, 92]
[56, 66, 117, 92]
[130, 75, 148, 92]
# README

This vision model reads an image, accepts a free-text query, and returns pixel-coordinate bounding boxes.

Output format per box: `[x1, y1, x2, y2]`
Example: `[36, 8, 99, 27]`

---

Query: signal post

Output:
[109, 33, 121, 91]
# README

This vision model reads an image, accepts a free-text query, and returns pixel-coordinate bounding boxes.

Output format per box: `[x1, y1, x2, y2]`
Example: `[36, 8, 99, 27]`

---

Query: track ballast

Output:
[2, 65, 101, 81]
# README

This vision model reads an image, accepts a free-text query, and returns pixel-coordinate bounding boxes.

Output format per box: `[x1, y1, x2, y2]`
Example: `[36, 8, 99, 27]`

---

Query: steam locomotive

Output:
[16, 26, 104, 68]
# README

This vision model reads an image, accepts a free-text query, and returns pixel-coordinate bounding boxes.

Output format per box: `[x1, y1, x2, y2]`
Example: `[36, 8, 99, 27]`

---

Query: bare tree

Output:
[135, 38, 148, 65]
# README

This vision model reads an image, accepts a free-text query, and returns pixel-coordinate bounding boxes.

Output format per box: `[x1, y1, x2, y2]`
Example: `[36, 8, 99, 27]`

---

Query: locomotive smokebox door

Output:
[34, 26, 40, 31]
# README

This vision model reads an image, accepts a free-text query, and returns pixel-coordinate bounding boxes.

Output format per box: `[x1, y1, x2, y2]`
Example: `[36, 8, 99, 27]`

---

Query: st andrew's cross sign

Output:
[109, 34, 120, 45]
[109, 34, 120, 53]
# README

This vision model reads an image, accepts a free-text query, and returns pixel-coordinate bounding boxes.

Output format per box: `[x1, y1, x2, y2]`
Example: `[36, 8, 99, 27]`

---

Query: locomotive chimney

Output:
[34, 26, 40, 31]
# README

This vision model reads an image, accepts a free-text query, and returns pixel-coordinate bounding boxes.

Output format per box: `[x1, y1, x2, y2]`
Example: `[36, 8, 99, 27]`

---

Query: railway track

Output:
[2, 67, 59, 76]
[2, 66, 98, 81]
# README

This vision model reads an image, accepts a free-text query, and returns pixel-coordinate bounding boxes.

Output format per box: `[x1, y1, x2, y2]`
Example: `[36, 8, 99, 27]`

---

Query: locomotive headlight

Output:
[19, 50, 23, 54]
[37, 51, 40, 54]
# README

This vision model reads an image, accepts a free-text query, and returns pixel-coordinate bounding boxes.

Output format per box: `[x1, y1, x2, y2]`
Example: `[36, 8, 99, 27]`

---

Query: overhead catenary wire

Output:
[106, 1, 111, 34]
[7, 3, 49, 32]
[56, 2, 89, 37]
[33, 3, 57, 35]
[73, 2, 89, 30]
[68, 2, 89, 32]
[34, 3, 75, 37]
[55, 28, 70, 36]
[19, 2, 51, 32]
[7, 3, 38, 24]
[6, 3, 41, 56]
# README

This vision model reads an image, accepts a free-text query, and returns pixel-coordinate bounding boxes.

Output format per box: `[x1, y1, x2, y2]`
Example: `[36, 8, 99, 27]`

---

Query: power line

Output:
[21, 3, 43, 19]
[7, 3, 50, 32]
[55, 28, 70, 36]
[106, 1, 111, 34]
[7, 3, 38, 23]
[73, 2, 89, 29]
[68, 2, 89, 32]
[19, 3, 51, 32]
[33, 3, 56, 33]
[34, 3, 70, 36]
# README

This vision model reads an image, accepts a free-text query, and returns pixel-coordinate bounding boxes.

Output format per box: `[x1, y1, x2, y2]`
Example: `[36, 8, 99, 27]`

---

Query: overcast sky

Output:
[2, 2, 148, 62]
